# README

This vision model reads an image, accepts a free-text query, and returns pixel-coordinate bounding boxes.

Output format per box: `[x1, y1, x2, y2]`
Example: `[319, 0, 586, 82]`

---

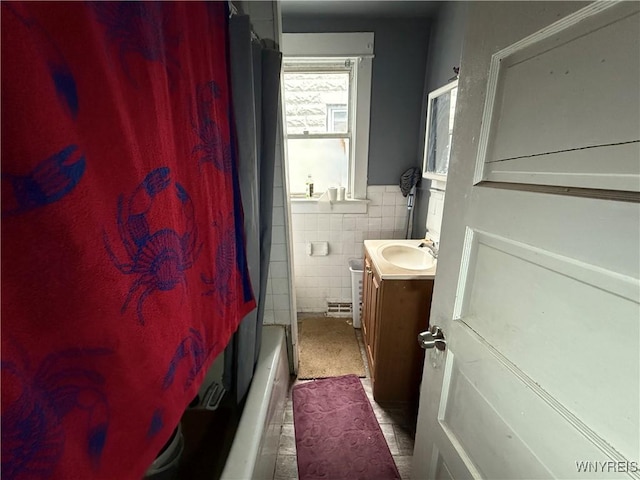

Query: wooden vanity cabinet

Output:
[361, 254, 380, 376]
[362, 250, 434, 403]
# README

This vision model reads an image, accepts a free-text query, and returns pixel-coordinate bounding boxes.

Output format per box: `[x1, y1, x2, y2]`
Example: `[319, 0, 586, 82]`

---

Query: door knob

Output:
[418, 325, 446, 351]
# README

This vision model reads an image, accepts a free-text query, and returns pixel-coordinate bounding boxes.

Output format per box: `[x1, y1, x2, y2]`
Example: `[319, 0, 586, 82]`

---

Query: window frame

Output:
[422, 79, 458, 183]
[282, 33, 374, 201]
[283, 62, 353, 197]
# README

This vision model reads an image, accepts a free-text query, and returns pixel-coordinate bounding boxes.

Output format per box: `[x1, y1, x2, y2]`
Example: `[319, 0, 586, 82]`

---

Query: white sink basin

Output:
[379, 244, 436, 271]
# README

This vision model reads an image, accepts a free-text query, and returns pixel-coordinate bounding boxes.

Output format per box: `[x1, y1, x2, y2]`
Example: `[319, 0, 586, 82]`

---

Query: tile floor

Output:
[274, 325, 416, 480]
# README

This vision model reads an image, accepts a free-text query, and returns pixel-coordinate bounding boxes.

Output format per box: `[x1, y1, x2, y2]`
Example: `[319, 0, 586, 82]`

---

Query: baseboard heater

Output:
[326, 301, 352, 315]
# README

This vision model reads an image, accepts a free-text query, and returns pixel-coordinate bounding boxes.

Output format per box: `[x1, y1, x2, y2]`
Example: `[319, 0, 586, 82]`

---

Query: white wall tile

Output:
[263, 310, 275, 325]
[273, 294, 289, 310]
[273, 187, 284, 207]
[395, 204, 408, 219]
[330, 215, 343, 231]
[368, 218, 381, 230]
[318, 266, 332, 277]
[271, 278, 289, 295]
[273, 166, 283, 187]
[291, 213, 304, 227]
[303, 230, 318, 241]
[272, 226, 286, 244]
[292, 229, 304, 243]
[368, 206, 381, 218]
[304, 214, 317, 231]
[382, 216, 395, 230]
[289, 185, 403, 313]
[271, 243, 287, 262]
[368, 192, 383, 206]
[270, 261, 288, 278]
[265, 292, 274, 310]
[263, 155, 293, 326]
[343, 242, 356, 256]
[342, 230, 355, 244]
[381, 205, 395, 218]
[383, 193, 397, 206]
[272, 208, 285, 226]
[274, 310, 290, 323]
[316, 229, 330, 241]
[343, 217, 356, 231]
[316, 214, 330, 232]
[329, 230, 343, 243]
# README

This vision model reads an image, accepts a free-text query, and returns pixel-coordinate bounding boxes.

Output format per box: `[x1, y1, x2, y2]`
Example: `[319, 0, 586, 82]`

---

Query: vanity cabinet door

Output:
[361, 255, 372, 341]
[367, 273, 381, 374]
[362, 254, 377, 372]
[373, 278, 434, 403]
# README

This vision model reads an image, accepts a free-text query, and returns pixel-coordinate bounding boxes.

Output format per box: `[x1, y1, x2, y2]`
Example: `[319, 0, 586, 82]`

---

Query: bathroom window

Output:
[283, 62, 353, 196]
[282, 33, 373, 201]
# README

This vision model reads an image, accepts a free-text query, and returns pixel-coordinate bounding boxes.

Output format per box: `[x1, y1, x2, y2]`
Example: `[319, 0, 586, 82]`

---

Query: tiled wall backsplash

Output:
[425, 187, 445, 243]
[262, 121, 295, 326]
[290, 185, 410, 312]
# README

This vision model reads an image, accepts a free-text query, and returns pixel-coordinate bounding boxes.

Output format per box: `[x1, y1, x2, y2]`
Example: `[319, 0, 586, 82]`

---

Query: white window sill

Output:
[290, 197, 368, 214]
[423, 177, 448, 191]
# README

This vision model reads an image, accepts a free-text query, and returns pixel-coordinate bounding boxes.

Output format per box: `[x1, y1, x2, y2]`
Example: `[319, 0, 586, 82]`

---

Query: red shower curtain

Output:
[1, 2, 255, 478]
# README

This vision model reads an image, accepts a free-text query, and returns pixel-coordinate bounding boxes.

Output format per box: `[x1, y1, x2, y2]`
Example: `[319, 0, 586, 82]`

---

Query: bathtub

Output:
[220, 325, 289, 480]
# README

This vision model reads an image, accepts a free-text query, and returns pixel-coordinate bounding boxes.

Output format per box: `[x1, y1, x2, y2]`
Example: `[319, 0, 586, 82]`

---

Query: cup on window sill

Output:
[327, 187, 338, 202]
[337, 187, 345, 201]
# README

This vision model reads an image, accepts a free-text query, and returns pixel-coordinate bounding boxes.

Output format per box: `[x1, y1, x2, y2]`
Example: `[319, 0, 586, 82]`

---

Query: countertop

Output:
[364, 239, 437, 280]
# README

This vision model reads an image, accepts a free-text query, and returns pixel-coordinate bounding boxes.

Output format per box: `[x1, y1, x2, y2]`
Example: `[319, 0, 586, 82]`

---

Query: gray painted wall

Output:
[413, 2, 468, 238]
[282, 15, 431, 185]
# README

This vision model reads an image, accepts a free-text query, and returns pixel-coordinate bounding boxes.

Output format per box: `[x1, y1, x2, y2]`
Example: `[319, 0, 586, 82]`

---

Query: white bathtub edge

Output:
[220, 326, 288, 480]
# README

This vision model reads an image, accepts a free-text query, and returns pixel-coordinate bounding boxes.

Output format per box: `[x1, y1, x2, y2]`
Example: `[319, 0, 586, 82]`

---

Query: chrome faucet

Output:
[419, 241, 439, 259]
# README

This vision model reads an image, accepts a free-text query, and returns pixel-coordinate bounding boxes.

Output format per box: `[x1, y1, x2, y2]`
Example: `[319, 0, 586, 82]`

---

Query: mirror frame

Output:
[422, 79, 458, 182]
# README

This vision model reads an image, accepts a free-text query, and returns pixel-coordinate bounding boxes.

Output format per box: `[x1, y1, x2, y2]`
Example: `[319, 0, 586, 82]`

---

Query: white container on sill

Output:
[327, 187, 338, 202]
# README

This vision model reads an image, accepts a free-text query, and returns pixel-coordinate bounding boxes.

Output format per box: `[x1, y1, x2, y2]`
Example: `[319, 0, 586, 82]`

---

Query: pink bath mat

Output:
[292, 375, 400, 479]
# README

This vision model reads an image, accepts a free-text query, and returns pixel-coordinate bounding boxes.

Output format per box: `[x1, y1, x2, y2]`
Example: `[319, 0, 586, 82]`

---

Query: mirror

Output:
[422, 79, 458, 181]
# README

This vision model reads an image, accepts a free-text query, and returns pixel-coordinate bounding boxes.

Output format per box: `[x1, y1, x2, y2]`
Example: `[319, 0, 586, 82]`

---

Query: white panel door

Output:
[413, 2, 640, 479]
